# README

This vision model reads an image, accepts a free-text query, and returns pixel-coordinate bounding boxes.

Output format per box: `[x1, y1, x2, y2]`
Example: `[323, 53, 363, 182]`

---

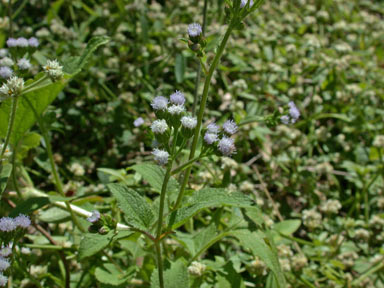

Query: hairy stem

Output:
[173, 22, 234, 210]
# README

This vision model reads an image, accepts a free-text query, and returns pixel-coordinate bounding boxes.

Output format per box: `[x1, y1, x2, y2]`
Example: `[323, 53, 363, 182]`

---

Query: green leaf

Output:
[10, 197, 50, 217]
[215, 261, 245, 288]
[38, 207, 71, 223]
[168, 188, 253, 230]
[0, 74, 67, 146]
[0, 164, 12, 196]
[131, 163, 179, 194]
[17, 132, 41, 159]
[95, 263, 131, 286]
[235, 230, 286, 288]
[63, 36, 110, 75]
[273, 220, 301, 235]
[79, 231, 115, 260]
[151, 259, 189, 288]
[108, 183, 155, 231]
[175, 53, 185, 83]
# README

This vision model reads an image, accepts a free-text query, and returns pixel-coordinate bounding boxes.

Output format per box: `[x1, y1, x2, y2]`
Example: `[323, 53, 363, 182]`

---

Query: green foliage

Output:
[151, 259, 189, 288]
[0, 163, 12, 196]
[79, 231, 115, 260]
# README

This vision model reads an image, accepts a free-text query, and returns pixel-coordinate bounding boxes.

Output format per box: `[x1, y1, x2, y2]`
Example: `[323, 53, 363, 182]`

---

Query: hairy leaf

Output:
[79, 231, 115, 260]
[151, 259, 189, 288]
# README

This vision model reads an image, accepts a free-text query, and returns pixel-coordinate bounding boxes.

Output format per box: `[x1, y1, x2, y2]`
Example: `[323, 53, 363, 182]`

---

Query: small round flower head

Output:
[280, 115, 290, 125]
[0, 57, 14, 67]
[207, 122, 220, 134]
[151, 96, 168, 111]
[86, 210, 101, 223]
[0, 257, 10, 272]
[44, 59, 64, 80]
[0, 217, 17, 232]
[14, 214, 31, 228]
[6, 38, 17, 47]
[170, 90, 185, 105]
[288, 101, 300, 123]
[17, 58, 31, 70]
[204, 132, 218, 145]
[218, 137, 236, 156]
[6, 76, 25, 95]
[134, 117, 144, 127]
[28, 37, 39, 47]
[0, 49, 7, 58]
[0, 247, 11, 258]
[151, 119, 169, 134]
[152, 149, 169, 165]
[188, 23, 202, 37]
[240, 0, 254, 8]
[16, 37, 29, 47]
[0, 67, 13, 79]
[181, 116, 197, 129]
[0, 273, 7, 287]
[223, 120, 238, 135]
[167, 104, 185, 115]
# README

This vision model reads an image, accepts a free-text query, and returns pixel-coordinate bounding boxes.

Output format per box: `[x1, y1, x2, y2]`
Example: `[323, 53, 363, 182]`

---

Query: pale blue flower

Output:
[0, 217, 16, 232]
[134, 117, 144, 127]
[0, 273, 7, 287]
[152, 149, 169, 165]
[170, 90, 185, 105]
[218, 137, 236, 156]
[14, 214, 31, 228]
[223, 120, 238, 135]
[204, 133, 218, 145]
[87, 210, 101, 223]
[151, 96, 168, 111]
[188, 23, 202, 37]
[0, 67, 13, 79]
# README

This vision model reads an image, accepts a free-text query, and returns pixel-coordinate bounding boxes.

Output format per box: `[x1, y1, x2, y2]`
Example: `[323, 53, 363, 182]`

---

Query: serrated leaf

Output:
[39, 207, 71, 223]
[235, 230, 286, 288]
[0, 164, 12, 196]
[168, 188, 253, 230]
[108, 183, 155, 231]
[151, 259, 189, 288]
[273, 220, 301, 235]
[95, 263, 131, 286]
[79, 231, 115, 260]
[131, 163, 179, 194]
[10, 197, 50, 217]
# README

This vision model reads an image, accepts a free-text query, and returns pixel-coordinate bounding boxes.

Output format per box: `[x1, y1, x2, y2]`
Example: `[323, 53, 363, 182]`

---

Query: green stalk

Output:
[0, 96, 18, 164]
[171, 155, 201, 176]
[154, 242, 165, 288]
[173, 22, 235, 210]
[23, 97, 86, 233]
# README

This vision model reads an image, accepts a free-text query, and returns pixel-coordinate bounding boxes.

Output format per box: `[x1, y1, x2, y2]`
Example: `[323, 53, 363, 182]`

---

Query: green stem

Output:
[154, 241, 165, 288]
[190, 231, 231, 263]
[0, 96, 18, 163]
[23, 97, 86, 233]
[173, 22, 235, 210]
[171, 155, 202, 176]
[8, 0, 13, 37]
[11, 142, 22, 198]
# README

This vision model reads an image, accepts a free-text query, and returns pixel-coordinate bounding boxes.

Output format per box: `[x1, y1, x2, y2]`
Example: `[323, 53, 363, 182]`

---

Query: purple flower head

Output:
[0, 257, 10, 272]
[16, 38, 29, 47]
[207, 122, 220, 134]
[134, 117, 144, 127]
[288, 101, 300, 123]
[170, 90, 185, 105]
[0, 246, 11, 258]
[0, 273, 8, 287]
[6, 38, 17, 47]
[222, 120, 238, 135]
[152, 149, 169, 165]
[17, 58, 31, 70]
[280, 115, 290, 125]
[28, 37, 39, 47]
[0, 217, 16, 232]
[218, 137, 236, 156]
[204, 132, 218, 145]
[14, 214, 31, 228]
[151, 96, 168, 111]
[0, 67, 13, 79]
[86, 210, 101, 223]
[188, 23, 202, 37]
[240, 0, 254, 8]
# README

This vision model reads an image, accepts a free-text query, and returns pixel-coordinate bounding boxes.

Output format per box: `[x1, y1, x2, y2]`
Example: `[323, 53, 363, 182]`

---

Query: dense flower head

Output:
[0, 49, 7, 58]
[17, 58, 31, 70]
[0, 57, 14, 67]
[204, 132, 218, 145]
[151, 96, 168, 111]
[0, 257, 10, 272]
[16, 37, 29, 47]
[280, 115, 290, 125]
[152, 149, 169, 165]
[0, 67, 13, 79]
[5, 76, 24, 95]
[207, 122, 220, 134]
[167, 104, 185, 115]
[134, 117, 144, 127]
[151, 119, 168, 134]
[218, 137, 236, 156]
[181, 116, 197, 129]
[44, 59, 64, 80]
[288, 101, 300, 122]
[240, 0, 254, 8]
[0, 217, 17, 232]
[188, 23, 202, 37]
[14, 214, 31, 228]
[170, 90, 186, 105]
[0, 273, 7, 287]
[6, 38, 17, 47]
[223, 120, 238, 135]
[0, 247, 11, 258]
[28, 37, 39, 47]
[86, 210, 101, 223]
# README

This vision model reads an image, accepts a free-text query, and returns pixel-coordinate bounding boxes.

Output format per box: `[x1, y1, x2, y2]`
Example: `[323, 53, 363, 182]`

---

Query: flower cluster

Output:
[0, 248, 10, 288]
[86, 210, 116, 235]
[43, 59, 64, 81]
[6, 37, 39, 48]
[0, 214, 31, 232]
[280, 101, 300, 124]
[203, 119, 238, 156]
[0, 76, 24, 98]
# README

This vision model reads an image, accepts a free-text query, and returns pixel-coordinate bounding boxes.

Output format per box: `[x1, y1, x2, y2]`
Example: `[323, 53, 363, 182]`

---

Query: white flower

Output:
[170, 90, 185, 105]
[151, 96, 168, 110]
[17, 58, 31, 70]
[0, 67, 13, 79]
[16, 37, 29, 47]
[70, 163, 85, 176]
[167, 104, 185, 115]
[152, 149, 169, 165]
[0, 49, 7, 58]
[188, 23, 202, 37]
[0, 257, 10, 272]
[207, 122, 220, 133]
[44, 59, 63, 80]
[181, 116, 197, 129]
[0, 273, 8, 287]
[0, 76, 24, 97]
[204, 133, 218, 145]
[188, 261, 206, 276]
[319, 199, 341, 214]
[222, 120, 238, 135]
[0, 57, 14, 67]
[28, 37, 39, 47]
[218, 137, 236, 156]
[151, 119, 168, 134]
